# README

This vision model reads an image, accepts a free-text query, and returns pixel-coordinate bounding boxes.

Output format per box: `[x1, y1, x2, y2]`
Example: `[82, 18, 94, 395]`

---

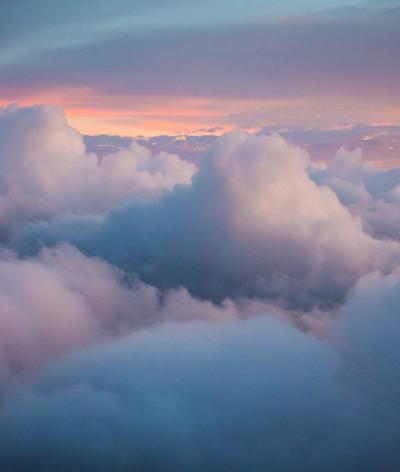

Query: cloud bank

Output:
[21, 130, 397, 309]
[1, 272, 400, 471]
[0, 105, 399, 470]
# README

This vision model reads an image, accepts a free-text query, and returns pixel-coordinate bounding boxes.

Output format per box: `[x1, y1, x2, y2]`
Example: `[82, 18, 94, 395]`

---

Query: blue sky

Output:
[0, 0, 377, 60]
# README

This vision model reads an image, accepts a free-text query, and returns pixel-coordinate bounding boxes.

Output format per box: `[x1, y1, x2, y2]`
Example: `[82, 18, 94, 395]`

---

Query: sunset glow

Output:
[1, 1, 400, 470]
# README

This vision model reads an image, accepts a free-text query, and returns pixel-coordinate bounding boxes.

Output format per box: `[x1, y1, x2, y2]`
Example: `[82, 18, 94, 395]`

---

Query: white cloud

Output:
[311, 147, 400, 239]
[0, 105, 195, 236]
[0, 108, 400, 469]
[61, 132, 399, 309]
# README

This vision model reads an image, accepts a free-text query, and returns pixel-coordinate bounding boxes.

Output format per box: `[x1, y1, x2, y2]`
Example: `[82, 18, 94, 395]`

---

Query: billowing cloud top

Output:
[0, 105, 399, 470]
[15, 119, 398, 308]
[0, 105, 195, 235]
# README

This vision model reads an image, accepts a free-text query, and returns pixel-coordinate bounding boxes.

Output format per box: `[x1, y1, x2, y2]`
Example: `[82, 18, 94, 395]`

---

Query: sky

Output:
[0, 105, 399, 469]
[1, 2, 400, 470]
[1, 0, 400, 135]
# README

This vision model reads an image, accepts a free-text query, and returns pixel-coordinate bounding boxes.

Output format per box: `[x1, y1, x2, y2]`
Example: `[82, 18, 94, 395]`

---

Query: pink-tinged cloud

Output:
[0, 104, 398, 470]
[1, 0, 400, 468]
[0, 104, 195, 235]
[6, 107, 398, 312]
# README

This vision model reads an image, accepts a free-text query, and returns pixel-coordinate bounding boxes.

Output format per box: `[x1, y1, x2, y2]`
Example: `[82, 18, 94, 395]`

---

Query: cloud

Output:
[1, 272, 400, 470]
[311, 147, 400, 239]
[0, 244, 152, 384]
[0, 105, 195, 236]
[0, 243, 264, 388]
[0, 105, 399, 470]
[2, 5, 400, 106]
[338, 269, 400, 401]
[26, 131, 396, 310]
[84, 124, 400, 167]
[266, 125, 400, 166]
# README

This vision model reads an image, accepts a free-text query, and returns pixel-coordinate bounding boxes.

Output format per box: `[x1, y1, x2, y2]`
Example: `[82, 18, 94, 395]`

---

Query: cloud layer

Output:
[2, 4, 400, 105]
[0, 105, 399, 470]
[1, 272, 400, 471]
[26, 131, 397, 309]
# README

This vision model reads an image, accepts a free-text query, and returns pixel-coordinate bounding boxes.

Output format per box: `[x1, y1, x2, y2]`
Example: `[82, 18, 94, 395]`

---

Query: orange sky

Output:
[1, 86, 400, 137]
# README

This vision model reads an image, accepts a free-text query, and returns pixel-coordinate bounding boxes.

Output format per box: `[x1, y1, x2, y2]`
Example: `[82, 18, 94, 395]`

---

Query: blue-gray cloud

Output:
[1, 270, 400, 471]
[12, 118, 400, 310]
[0, 104, 399, 470]
[0, 0, 371, 65]
[1, 4, 399, 104]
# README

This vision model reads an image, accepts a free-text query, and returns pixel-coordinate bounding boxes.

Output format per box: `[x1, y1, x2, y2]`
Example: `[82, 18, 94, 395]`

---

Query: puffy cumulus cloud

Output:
[41, 131, 397, 309]
[0, 244, 151, 384]
[1, 112, 400, 470]
[0, 105, 195, 236]
[1, 281, 400, 471]
[0, 244, 246, 388]
[311, 147, 400, 240]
